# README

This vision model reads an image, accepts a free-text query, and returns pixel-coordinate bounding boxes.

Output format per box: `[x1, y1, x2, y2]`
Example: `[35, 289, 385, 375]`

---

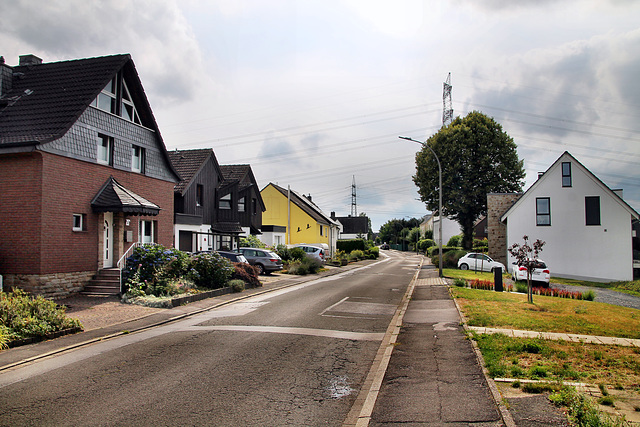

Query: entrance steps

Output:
[82, 268, 120, 296]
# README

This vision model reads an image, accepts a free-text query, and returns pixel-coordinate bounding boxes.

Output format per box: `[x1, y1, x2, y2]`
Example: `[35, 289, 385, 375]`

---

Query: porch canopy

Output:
[211, 222, 244, 235]
[91, 176, 160, 216]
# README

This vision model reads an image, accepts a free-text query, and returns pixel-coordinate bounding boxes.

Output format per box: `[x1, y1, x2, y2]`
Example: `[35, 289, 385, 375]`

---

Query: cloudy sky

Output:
[2, 0, 639, 231]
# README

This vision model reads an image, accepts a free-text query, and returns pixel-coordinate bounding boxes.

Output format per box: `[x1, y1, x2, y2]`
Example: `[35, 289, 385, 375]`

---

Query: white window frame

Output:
[140, 220, 154, 243]
[72, 214, 84, 232]
[132, 145, 145, 173]
[121, 80, 141, 125]
[97, 134, 113, 165]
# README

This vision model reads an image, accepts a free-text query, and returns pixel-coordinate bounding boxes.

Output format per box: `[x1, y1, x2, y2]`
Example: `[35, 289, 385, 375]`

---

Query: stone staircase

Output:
[82, 268, 121, 296]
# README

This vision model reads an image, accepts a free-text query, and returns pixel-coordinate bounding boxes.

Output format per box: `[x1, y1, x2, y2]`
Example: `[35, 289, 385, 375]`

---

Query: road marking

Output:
[182, 325, 384, 341]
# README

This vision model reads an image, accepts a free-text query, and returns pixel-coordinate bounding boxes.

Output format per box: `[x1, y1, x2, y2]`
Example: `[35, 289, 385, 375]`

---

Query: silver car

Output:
[237, 247, 283, 274]
[293, 244, 326, 264]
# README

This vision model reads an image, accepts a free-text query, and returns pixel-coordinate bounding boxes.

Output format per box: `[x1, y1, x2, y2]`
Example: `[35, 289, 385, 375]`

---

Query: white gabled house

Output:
[499, 152, 639, 282]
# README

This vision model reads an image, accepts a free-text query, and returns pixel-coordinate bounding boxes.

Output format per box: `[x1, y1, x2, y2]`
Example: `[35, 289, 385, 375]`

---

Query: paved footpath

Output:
[368, 266, 508, 426]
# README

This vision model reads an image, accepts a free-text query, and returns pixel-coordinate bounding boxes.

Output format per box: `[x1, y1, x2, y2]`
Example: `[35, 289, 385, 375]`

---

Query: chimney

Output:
[19, 54, 42, 66]
[0, 56, 12, 97]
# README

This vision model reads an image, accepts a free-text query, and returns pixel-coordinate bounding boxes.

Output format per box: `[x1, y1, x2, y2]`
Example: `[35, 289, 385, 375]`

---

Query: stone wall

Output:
[487, 193, 522, 266]
[3, 271, 94, 299]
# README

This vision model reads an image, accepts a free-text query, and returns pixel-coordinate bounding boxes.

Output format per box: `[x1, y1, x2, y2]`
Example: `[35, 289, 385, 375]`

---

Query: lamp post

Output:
[400, 136, 443, 277]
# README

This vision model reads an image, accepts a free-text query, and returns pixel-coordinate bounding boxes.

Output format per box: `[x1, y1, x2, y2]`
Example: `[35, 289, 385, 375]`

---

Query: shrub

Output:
[287, 260, 308, 275]
[228, 279, 246, 293]
[122, 244, 190, 296]
[366, 246, 379, 259]
[337, 239, 366, 253]
[447, 235, 463, 247]
[515, 282, 528, 293]
[418, 239, 435, 252]
[189, 252, 234, 289]
[584, 290, 596, 301]
[473, 238, 488, 249]
[454, 278, 466, 287]
[349, 249, 365, 260]
[239, 235, 266, 249]
[275, 245, 291, 261]
[0, 289, 83, 341]
[231, 262, 261, 288]
[286, 257, 322, 275]
[431, 249, 466, 268]
[288, 247, 306, 261]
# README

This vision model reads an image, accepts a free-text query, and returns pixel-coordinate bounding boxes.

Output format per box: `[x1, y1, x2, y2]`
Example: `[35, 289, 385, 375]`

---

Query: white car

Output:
[511, 260, 550, 285]
[457, 253, 506, 273]
[293, 244, 327, 264]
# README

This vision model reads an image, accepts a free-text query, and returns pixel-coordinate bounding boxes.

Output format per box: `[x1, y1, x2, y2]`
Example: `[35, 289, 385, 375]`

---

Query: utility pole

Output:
[350, 175, 357, 217]
[442, 72, 453, 127]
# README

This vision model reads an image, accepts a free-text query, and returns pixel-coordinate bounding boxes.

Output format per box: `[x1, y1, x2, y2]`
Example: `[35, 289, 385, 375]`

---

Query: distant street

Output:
[0, 251, 422, 426]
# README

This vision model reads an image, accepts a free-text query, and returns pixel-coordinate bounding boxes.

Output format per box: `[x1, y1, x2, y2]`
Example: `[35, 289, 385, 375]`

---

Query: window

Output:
[92, 77, 117, 114]
[140, 220, 155, 243]
[238, 197, 245, 212]
[196, 184, 203, 207]
[72, 214, 85, 231]
[97, 134, 113, 165]
[121, 80, 141, 125]
[320, 226, 324, 236]
[220, 193, 231, 209]
[131, 145, 145, 173]
[585, 196, 601, 226]
[536, 197, 551, 226]
[562, 162, 572, 187]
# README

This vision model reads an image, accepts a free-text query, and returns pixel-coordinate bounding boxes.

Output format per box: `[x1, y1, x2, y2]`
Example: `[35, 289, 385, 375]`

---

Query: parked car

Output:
[457, 253, 506, 273]
[380, 243, 390, 250]
[216, 251, 249, 264]
[511, 260, 550, 285]
[237, 247, 283, 274]
[292, 244, 326, 264]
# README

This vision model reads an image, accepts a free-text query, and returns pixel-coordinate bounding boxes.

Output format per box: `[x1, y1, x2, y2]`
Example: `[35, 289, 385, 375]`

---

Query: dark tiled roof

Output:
[0, 55, 130, 146]
[267, 183, 335, 226]
[167, 148, 217, 194]
[335, 216, 369, 234]
[91, 176, 160, 216]
[220, 164, 249, 183]
[211, 222, 244, 234]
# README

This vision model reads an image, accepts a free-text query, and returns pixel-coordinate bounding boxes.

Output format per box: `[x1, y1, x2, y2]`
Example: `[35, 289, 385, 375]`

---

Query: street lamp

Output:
[400, 136, 443, 278]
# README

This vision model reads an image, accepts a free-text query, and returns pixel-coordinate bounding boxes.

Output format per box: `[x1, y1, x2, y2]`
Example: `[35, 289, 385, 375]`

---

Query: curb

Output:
[343, 256, 424, 427]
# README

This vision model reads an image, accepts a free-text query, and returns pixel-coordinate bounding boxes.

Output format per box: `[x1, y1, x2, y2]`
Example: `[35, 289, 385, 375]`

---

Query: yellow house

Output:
[260, 183, 340, 255]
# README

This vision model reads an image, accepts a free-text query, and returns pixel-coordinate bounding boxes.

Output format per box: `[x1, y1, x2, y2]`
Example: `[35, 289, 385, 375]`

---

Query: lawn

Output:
[451, 287, 640, 339]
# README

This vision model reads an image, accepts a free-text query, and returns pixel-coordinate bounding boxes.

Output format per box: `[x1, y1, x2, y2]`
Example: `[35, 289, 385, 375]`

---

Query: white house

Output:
[500, 152, 639, 282]
[432, 215, 463, 246]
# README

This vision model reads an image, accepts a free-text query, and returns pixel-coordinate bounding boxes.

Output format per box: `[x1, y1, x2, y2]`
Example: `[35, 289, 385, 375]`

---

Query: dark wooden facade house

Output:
[0, 54, 180, 297]
[220, 165, 265, 238]
[168, 151, 263, 252]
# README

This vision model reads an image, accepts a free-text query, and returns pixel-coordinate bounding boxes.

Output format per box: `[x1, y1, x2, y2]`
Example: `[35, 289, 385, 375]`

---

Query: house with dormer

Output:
[489, 151, 639, 282]
[0, 54, 180, 297]
[220, 164, 265, 238]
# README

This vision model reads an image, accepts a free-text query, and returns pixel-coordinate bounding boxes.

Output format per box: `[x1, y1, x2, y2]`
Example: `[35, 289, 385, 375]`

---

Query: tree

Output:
[508, 235, 545, 303]
[413, 111, 525, 250]
[378, 217, 421, 247]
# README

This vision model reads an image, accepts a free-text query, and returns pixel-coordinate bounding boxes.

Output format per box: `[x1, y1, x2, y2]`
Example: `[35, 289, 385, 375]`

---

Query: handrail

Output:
[117, 242, 142, 294]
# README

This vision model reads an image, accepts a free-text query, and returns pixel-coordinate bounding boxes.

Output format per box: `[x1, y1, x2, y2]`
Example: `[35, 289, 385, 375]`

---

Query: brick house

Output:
[0, 54, 180, 297]
[168, 150, 264, 252]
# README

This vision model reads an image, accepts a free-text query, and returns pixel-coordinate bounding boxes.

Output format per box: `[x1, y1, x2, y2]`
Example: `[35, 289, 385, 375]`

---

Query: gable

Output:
[168, 149, 221, 195]
[502, 152, 639, 222]
[0, 54, 180, 182]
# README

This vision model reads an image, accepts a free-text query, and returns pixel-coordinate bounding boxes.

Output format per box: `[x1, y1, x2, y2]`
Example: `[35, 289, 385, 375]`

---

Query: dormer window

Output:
[93, 77, 117, 114]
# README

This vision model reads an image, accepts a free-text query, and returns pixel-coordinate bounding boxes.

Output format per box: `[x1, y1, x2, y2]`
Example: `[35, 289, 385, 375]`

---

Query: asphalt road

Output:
[0, 252, 420, 426]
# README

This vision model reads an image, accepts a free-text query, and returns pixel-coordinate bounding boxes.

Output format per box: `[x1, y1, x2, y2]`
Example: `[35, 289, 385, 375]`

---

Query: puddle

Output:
[327, 376, 354, 399]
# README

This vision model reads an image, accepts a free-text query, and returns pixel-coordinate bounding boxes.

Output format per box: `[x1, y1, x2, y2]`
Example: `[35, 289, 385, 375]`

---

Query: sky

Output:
[1, 0, 639, 232]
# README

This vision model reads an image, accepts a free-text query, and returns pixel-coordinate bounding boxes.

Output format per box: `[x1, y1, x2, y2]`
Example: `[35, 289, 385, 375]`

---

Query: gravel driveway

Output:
[551, 283, 640, 310]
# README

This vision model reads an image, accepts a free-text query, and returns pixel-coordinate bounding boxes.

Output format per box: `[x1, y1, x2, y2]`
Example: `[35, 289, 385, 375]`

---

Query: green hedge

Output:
[337, 239, 366, 253]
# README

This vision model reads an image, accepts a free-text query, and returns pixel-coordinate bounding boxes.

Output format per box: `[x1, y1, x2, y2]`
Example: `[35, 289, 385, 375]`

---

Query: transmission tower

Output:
[350, 175, 357, 217]
[442, 72, 453, 127]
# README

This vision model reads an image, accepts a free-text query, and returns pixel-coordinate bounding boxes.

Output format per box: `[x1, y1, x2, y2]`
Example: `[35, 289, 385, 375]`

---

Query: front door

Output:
[103, 212, 113, 268]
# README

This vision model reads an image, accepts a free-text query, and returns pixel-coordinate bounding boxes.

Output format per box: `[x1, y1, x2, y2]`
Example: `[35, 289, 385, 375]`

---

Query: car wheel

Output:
[459, 263, 468, 270]
[256, 264, 265, 275]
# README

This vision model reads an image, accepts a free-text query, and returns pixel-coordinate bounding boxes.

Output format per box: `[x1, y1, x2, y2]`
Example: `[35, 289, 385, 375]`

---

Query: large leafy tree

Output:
[378, 217, 421, 246]
[413, 111, 525, 250]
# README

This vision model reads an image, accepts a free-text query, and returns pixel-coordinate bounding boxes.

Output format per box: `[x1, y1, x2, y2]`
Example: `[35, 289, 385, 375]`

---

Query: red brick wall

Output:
[0, 153, 43, 274]
[0, 151, 175, 276]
